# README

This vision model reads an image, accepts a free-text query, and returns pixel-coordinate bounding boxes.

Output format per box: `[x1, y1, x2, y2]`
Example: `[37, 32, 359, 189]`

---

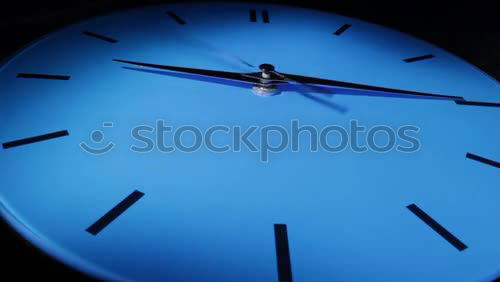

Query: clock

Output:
[1, 2, 499, 281]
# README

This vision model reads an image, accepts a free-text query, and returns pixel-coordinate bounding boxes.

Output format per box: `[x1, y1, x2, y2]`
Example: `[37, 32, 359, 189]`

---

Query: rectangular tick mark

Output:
[455, 100, 500, 107]
[466, 153, 500, 168]
[2, 130, 69, 149]
[334, 24, 351, 35]
[167, 11, 186, 25]
[249, 9, 257, 22]
[86, 190, 144, 235]
[407, 204, 467, 251]
[17, 73, 70, 80]
[262, 10, 270, 23]
[274, 224, 293, 282]
[404, 54, 435, 63]
[82, 31, 118, 43]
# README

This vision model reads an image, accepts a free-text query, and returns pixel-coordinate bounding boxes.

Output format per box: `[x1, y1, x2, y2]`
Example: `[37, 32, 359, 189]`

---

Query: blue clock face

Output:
[0, 2, 499, 281]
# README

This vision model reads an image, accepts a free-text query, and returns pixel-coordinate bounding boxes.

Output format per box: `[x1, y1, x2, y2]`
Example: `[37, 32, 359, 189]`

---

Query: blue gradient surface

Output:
[0, 2, 499, 281]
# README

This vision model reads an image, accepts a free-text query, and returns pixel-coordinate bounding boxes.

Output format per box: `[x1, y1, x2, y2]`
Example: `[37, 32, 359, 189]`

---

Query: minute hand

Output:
[281, 73, 465, 101]
[113, 59, 261, 84]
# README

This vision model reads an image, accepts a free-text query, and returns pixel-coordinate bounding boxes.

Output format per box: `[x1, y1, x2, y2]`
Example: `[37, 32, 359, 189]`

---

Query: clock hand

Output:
[280, 73, 465, 101]
[114, 59, 464, 102]
[113, 59, 264, 84]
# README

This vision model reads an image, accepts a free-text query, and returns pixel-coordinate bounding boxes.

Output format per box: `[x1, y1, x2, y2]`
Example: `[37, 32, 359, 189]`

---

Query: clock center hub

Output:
[252, 63, 280, 97]
[259, 63, 275, 79]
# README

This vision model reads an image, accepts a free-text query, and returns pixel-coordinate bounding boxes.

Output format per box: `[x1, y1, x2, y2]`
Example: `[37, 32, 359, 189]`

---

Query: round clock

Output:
[1, 2, 499, 281]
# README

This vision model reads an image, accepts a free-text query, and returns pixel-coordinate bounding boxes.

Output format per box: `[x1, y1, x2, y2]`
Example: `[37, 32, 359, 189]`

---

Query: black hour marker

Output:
[249, 9, 270, 23]
[2, 130, 69, 149]
[17, 73, 70, 80]
[455, 100, 500, 107]
[82, 31, 118, 43]
[167, 11, 186, 25]
[407, 204, 467, 251]
[262, 10, 270, 23]
[250, 9, 257, 22]
[466, 153, 500, 168]
[334, 24, 351, 35]
[86, 190, 144, 235]
[274, 224, 293, 282]
[404, 54, 435, 63]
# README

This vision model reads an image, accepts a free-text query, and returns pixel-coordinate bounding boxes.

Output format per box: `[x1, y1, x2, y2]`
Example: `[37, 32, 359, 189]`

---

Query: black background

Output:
[0, 0, 498, 280]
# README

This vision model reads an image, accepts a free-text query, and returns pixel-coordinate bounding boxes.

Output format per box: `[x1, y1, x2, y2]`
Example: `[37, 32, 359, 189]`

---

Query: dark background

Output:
[0, 0, 498, 280]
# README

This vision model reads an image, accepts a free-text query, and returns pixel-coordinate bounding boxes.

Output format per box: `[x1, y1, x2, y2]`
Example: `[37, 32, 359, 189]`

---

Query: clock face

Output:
[0, 2, 499, 281]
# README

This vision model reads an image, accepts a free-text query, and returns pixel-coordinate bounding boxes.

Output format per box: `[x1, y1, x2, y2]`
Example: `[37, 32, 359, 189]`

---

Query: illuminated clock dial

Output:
[0, 3, 499, 281]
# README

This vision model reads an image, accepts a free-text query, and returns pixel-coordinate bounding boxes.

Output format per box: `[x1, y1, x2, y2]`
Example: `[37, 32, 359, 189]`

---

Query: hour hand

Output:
[114, 59, 464, 102]
[113, 59, 262, 84]
[281, 73, 465, 101]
